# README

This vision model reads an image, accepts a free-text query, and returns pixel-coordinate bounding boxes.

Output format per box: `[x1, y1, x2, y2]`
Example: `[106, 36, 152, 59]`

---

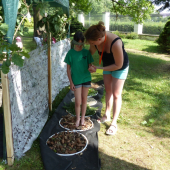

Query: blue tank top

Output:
[95, 37, 129, 70]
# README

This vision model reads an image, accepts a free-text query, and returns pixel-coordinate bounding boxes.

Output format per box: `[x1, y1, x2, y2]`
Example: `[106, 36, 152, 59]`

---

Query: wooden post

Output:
[1, 71, 14, 166]
[47, 22, 52, 111]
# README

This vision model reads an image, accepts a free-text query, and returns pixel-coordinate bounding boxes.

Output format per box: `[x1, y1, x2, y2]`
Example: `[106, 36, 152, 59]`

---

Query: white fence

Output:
[78, 12, 170, 35]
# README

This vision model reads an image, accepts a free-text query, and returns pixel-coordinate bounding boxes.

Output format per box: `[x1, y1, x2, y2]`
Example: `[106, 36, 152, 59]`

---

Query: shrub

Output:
[110, 22, 134, 32]
[113, 30, 126, 39]
[143, 22, 165, 35]
[156, 19, 170, 53]
[126, 32, 138, 39]
[24, 17, 34, 27]
[70, 17, 86, 35]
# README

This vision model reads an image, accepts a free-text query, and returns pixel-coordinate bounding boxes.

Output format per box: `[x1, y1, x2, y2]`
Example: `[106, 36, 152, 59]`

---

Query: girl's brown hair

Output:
[84, 21, 105, 41]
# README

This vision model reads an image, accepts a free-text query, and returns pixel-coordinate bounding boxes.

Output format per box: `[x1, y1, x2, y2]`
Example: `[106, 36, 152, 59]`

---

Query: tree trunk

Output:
[32, 5, 42, 38]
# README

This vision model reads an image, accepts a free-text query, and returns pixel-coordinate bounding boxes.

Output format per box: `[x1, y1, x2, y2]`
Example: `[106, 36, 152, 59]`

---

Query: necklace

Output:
[99, 33, 107, 65]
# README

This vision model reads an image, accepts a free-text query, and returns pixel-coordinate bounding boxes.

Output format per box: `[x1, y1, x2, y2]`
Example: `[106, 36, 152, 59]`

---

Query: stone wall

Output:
[8, 39, 70, 159]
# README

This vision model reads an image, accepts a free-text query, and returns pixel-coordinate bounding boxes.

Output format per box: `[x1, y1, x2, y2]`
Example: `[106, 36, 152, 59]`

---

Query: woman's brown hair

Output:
[84, 21, 105, 42]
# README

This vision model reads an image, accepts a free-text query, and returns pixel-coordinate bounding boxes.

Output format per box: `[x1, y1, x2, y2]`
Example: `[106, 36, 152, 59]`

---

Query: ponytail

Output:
[84, 21, 106, 41]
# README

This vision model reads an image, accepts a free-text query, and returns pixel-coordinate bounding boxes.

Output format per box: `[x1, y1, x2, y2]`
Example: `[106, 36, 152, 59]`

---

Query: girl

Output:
[64, 31, 94, 127]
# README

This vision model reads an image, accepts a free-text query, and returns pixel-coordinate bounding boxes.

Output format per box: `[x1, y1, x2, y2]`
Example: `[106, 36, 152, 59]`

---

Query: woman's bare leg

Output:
[81, 87, 89, 125]
[111, 77, 125, 125]
[74, 87, 82, 127]
[103, 74, 113, 120]
[106, 77, 125, 134]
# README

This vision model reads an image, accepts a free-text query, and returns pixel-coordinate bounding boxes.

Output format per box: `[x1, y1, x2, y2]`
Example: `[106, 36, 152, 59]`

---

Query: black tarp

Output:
[0, 114, 3, 158]
[40, 81, 104, 170]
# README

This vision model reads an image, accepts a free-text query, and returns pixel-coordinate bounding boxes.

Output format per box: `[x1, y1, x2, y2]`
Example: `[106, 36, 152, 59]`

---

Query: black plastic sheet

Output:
[40, 81, 104, 170]
[0, 114, 3, 158]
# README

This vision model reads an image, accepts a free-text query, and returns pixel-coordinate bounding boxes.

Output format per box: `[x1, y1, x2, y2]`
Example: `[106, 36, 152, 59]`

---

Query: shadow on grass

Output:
[99, 148, 150, 170]
[91, 52, 170, 138]
[124, 53, 170, 138]
[141, 45, 167, 55]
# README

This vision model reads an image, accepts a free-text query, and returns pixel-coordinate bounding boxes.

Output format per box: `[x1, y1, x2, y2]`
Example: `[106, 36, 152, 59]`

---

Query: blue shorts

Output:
[103, 66, 129, 79]
[74, 81, 91, 89]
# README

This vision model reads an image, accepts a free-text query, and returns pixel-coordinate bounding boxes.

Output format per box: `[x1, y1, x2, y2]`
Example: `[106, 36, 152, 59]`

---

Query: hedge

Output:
[84, 20, 166, 35]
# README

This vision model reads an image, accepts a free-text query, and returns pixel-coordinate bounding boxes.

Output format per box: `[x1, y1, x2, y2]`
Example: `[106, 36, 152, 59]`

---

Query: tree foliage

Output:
[156, 18, 170, 53]
[110, 0, 154, 23]
[0, 23, 30, 74]
[89, 0, 112, 14]
[69, 0, 92, 17]
[38, 7, 70, 42]
[151, 0, 170, 11]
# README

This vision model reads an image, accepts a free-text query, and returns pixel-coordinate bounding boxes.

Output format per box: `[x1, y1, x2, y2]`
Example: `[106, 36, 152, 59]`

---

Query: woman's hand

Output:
[88, 65, 96, 73]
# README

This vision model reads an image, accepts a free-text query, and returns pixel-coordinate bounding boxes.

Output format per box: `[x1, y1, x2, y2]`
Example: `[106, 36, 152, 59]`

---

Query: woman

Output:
[84, 21, 129, 135]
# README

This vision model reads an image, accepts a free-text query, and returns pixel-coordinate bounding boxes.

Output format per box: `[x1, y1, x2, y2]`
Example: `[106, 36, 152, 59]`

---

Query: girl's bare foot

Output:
[75, 119, 80, 127]
[80, 118, 85, 126]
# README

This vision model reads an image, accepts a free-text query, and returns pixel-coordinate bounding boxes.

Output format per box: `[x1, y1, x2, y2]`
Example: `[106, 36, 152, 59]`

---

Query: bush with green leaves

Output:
[70, 17, 86, 35]
[110, 21, 134, 32]
[126, 32, 138, 39]
[113, 31, 138, 39]
[0, 23, 30, 74]
[24, 17, 34, 28]
[38, 7, 69, 43]
[63, 102, 98, 116]
[143, 22, 165, 35]
[113, 30, 127, 39]
[156, 19, 170, 53]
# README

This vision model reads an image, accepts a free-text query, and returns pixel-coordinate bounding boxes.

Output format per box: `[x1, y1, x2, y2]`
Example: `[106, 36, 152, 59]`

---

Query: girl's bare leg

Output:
[81, 87, 89, 125]
[74, 87, 82, 127]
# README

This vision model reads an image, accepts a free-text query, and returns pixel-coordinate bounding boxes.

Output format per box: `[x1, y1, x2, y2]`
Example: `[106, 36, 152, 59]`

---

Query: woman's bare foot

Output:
[97, 114, 111, 123]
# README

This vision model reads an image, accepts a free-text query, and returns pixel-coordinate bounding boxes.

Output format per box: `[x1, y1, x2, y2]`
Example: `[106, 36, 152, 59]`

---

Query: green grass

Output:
[0, 34, 170, 170]
[122, 38, 166, 54]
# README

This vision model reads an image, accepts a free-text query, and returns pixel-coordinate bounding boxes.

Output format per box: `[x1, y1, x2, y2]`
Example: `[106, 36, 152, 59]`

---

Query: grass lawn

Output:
[122, 38, 166, 54]
[0, 32, 170, 170]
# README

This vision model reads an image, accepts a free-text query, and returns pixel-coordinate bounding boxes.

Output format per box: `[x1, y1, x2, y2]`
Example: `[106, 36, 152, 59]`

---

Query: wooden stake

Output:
[47, 23, 52, 111]
[1, 71, 14, 166]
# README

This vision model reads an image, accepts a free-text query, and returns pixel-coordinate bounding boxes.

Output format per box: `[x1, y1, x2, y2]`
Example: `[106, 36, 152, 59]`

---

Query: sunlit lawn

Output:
[122, 38, 165, 54]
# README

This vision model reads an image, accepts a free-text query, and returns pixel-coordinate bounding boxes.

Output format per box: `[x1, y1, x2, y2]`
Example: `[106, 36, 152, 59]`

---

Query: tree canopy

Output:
[110, 0, 154, 23]
[72, 0, 154, 24]
[89, 0, 112, 14]
[151, 0, 170, 12]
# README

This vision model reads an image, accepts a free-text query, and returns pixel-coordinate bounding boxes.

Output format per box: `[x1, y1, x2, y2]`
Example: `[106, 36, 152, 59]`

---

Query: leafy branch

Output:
[111, 0, 154, 23]
[0, 23, 30, 74]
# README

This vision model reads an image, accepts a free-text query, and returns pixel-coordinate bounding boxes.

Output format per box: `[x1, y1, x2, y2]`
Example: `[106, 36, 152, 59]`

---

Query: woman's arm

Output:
[89, 44, 97, 55]
[67, 64, 75, 91]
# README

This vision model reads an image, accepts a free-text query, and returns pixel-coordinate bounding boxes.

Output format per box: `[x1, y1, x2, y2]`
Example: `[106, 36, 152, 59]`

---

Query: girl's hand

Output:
[88, 65, 96, 73]
[70, 83, 76, 91]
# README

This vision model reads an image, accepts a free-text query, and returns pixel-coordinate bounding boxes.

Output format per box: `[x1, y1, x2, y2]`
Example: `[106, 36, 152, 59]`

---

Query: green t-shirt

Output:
[64, 48, 94, 85]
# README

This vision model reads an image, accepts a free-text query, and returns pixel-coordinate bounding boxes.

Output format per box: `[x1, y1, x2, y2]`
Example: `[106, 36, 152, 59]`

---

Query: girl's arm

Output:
[67, 64, 75, 91]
